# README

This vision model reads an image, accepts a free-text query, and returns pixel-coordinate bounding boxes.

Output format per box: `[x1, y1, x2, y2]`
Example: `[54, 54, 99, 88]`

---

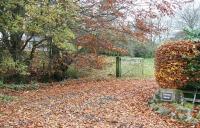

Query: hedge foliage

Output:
[155, 40, 200, 89]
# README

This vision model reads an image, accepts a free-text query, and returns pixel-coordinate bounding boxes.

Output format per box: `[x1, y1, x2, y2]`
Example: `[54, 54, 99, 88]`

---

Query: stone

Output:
[155, 107, 171, 116]
[185, 113, 193, 122]
[159, 89, 175, 101]
[176, 106, 191, 113]
[190, 118, 199, 124]
[170, 112, 177, 119]
[177, 113, 187, 121]
[159, 88, 183, 102]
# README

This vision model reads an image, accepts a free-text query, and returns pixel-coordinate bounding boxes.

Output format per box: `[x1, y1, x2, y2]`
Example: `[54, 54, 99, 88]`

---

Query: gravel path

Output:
[0, 79, 198, 128]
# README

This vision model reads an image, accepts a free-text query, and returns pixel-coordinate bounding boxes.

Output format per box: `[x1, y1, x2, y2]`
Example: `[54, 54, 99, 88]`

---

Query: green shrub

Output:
[182, 52, 200, 90]
[99, 50, 123, 56]
[0, 49, 73, 83]
[134, 44, 148, 57]
[0, 82, 39, 91]
[65, 65, 79, 79]
[0, 80, 3, 87]
[0, 57, 28, 75]
[129, 43, 156, 58]
[0, 94, 14, 102]
[0, 56, 29, 84]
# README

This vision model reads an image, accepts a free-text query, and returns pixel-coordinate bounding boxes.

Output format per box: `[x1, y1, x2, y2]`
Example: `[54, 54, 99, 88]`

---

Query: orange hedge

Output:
[155, 40, 199, 89]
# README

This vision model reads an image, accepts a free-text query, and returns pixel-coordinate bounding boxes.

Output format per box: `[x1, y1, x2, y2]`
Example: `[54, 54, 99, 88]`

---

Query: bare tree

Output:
[178, 2, 200, 30]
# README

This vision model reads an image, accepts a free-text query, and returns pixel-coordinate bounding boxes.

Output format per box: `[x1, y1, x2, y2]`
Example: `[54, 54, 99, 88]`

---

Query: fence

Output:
[116, 57, 144, 78]
[99, 56, 144, 78]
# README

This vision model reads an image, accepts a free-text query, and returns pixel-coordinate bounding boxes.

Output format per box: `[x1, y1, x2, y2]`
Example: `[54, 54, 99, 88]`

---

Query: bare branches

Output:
[178, 2, 200, 29]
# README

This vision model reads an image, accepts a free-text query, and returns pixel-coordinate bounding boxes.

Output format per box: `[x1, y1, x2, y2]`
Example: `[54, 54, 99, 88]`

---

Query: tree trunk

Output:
[8, 32, 24, 62]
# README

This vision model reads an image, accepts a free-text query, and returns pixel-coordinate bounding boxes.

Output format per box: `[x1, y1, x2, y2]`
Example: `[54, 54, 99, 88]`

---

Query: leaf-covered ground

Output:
[0, 79, 198, 128]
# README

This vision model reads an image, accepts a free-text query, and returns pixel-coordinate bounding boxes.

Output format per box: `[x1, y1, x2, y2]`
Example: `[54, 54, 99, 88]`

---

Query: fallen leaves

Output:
[0, 79, 198, 127]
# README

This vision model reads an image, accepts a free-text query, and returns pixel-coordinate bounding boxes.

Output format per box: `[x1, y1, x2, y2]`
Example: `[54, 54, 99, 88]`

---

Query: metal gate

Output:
[89, 56, 146, 79]
[116, 57, 144, 78]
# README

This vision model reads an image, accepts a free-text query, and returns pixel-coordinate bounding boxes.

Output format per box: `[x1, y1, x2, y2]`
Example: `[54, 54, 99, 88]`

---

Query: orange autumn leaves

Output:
[76, 34, 127, 55]
[155, 40, 200, 89]
[77, 0, 193, 55]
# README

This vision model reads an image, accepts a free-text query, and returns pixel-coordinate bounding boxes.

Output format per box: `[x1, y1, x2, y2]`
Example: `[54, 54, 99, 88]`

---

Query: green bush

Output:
[0, 56, 29, 83]
[182, 52, 200, 90]
[0, 94, 14, 102]
[0, 80, 3, 88]
[99, 50, 124, 56]
[65, 65, 79, 79]
[0, 82, 39, 91]
[129, 43, 156, 58]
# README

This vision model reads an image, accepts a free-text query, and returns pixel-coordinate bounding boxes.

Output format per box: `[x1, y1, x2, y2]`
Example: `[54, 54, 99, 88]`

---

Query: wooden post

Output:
[116, 56, 121, 77]
[141, 59, 144, 77]
[48, 37, 53, 80]
[193, 88, 198, 104]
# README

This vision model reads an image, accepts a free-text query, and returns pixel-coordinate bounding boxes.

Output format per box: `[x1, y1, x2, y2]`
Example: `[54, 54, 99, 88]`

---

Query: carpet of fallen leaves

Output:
[0, 79, 199, 128]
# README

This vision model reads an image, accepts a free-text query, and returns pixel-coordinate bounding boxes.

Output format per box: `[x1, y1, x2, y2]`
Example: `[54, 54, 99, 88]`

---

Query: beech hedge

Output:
[155, 40, 200, 89]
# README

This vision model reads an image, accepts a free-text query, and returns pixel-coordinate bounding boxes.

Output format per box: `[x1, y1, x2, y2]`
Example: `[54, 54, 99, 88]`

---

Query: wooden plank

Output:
[182, 91, 200, 95]
[184, 98, 200, 103]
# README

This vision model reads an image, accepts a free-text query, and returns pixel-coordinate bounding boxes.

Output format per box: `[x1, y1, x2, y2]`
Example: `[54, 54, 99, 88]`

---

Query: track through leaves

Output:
[0, 79, 198, 127]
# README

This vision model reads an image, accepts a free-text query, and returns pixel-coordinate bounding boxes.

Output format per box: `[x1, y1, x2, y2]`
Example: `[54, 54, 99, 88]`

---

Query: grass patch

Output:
[184, 103, 195, 109]
[143, 58, 154, 78]
[65, 65, 80, 79]
[0, 94, 14, 102]
[0, 82, 39, 91]
[88, 56, 155, 79]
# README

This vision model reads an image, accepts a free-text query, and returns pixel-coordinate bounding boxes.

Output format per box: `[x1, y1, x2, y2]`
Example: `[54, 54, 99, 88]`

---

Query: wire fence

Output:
[120, 57, 144, 77]
[100, 57, 145, 78]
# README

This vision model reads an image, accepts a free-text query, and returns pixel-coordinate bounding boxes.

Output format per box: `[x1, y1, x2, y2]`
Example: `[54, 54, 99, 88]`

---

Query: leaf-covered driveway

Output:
[0, 79, 197, 128]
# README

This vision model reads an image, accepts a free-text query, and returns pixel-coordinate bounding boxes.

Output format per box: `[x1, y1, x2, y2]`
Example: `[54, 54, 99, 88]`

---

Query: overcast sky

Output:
[155, 0, 200, 41]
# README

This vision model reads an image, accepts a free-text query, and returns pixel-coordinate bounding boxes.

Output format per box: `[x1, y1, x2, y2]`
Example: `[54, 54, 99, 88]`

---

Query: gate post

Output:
[116, 56, 121, 77]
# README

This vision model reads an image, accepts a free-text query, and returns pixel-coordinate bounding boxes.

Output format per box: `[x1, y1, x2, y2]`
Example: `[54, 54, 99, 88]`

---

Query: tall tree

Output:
[76, 0, 193, 54]
[0, 0, 78, 62]
[178, 1, 200, 30]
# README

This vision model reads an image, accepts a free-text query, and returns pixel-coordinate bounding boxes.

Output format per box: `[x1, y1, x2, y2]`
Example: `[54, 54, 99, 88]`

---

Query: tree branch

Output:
[34, 38, 47, 48]
[27, 38, 47, 64]
[21, 34, 34, 51]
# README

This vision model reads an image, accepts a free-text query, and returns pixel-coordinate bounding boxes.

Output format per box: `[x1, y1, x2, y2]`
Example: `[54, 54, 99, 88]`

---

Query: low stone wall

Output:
[159, 88, 183, 102]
